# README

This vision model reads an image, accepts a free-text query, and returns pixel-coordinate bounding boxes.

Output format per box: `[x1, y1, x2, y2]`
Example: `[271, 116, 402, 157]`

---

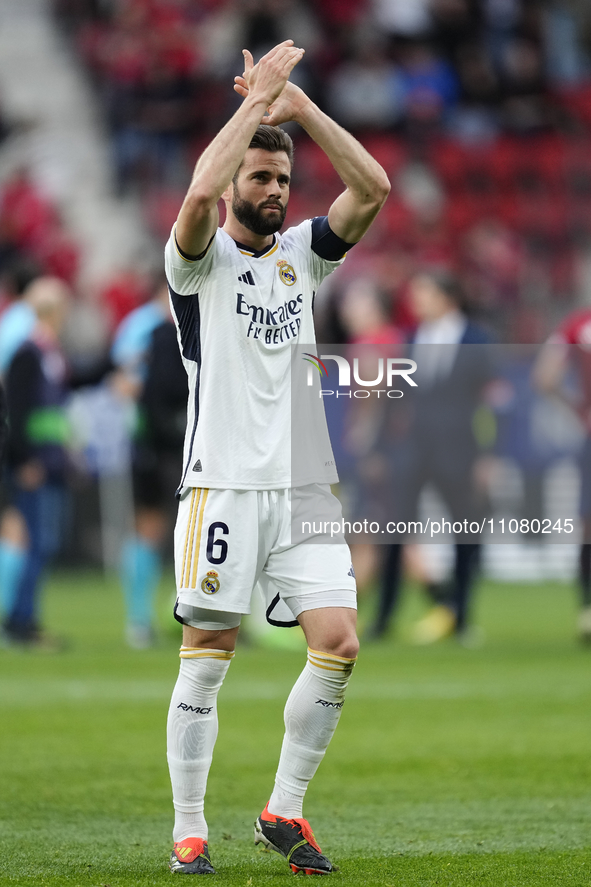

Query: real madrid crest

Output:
[277, 259, 297, 286]
[201, 570, 220, 595]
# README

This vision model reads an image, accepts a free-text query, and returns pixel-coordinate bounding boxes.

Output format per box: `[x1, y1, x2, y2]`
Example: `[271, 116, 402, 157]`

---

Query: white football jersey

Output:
[164, 219, 344, 491]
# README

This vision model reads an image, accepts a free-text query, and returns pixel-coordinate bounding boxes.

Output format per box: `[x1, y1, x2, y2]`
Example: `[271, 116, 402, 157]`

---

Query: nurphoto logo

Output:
[303, 353, 418, 398]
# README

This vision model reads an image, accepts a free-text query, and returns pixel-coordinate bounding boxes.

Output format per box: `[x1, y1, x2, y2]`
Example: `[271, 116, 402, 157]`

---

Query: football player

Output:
[164, 40, 390, 875]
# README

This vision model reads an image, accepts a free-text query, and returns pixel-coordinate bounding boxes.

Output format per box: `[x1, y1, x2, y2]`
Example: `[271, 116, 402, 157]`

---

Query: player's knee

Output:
[337, 633, 360, 661]
[299, 605, 359, 660]
[319, 631, 359, 661]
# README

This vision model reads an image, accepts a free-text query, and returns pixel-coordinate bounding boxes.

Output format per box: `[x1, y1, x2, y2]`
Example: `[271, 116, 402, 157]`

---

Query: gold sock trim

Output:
[179, 646, 235, 660]
[307, 646, 357, 664]
[307, 647, 357, 675]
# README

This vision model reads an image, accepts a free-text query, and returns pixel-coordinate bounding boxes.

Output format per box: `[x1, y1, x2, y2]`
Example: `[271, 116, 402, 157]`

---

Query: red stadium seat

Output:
[563, 138, 591, 200]
[445, 193, 499, 234]
[556, 83, 591, 128]
[382, 199, 414, 239]
[291, 141, 341, 194]
[358, 135, 407, 179]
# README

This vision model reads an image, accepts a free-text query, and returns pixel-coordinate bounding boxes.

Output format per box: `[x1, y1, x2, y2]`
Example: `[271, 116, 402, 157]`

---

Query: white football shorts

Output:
[173, 483, 357, 629]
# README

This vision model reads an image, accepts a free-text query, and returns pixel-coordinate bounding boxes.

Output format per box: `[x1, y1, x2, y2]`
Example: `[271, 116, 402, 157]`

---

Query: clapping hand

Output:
[234, 41, 310, 126]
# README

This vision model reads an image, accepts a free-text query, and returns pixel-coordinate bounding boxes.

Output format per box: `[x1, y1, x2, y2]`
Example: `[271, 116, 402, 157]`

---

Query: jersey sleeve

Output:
[310, 216, 356, 261]
[285, 218, 349, 289]
[164, 225, 219, 296]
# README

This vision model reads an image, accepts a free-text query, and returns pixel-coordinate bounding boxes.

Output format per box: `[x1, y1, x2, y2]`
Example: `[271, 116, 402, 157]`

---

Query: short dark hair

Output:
[233, 125, 294, 182]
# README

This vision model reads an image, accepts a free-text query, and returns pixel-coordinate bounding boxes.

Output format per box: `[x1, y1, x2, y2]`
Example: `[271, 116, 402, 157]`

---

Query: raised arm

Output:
[234, 78, 391, 244]
[175, 41, 305, 258]
[293, 102, 391, 244]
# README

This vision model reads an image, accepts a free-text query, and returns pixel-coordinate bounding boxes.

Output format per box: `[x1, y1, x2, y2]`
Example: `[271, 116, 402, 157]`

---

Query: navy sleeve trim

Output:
[311, 216, 356, 261]
[174, 229, 215, 262]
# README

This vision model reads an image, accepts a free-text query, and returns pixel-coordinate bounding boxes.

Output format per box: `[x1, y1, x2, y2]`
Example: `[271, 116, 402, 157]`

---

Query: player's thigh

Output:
[182, 621, 240, 652]
[265, 529, 358, 657]
[264, 485, 356, 599]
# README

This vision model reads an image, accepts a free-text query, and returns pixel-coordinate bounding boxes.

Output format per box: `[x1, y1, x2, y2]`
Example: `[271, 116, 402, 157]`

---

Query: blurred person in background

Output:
[0, 378, 6, 465]
[1, 275, 112, 648]
[337, 278, 403, 592]
[372, 0, 432, 43]
[2, 277, 72, 648]
[0, 257, 40, 375]
[369, 269, 491, 643]
[327, 36, 404, 133]
[398, 40, 460, 137]
[111, 276, 170, 373]
[0, 261, 41, 619]
[499, 36, 550, 134]
[339, 277, 403, 346]
[448, 40, 501, 142]
[110, 44, 194, 194]
[533, 308, 591, 643]
[111, 279, 187, 648]
[0, 377, 8, 644]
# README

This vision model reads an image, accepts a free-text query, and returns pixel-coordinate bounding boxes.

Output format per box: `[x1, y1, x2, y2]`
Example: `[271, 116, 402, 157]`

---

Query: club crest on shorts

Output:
[277, 259, 296, 286]
[201, 570, 220, 595]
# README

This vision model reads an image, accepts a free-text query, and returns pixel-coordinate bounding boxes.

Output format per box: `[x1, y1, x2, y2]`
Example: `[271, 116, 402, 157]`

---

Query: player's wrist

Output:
[242, 92, 273, 118]
[292, 96, 318, 128]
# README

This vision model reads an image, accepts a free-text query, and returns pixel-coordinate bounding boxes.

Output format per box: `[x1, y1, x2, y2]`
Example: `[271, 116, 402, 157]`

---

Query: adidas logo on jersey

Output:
[238, 271, 255, 285]
[347, 564, 356, 578]
[193, 460, 202, 471]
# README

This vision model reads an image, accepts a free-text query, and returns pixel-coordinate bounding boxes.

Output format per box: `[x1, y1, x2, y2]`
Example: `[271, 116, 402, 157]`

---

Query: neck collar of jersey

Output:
[233, 234, 278, 259]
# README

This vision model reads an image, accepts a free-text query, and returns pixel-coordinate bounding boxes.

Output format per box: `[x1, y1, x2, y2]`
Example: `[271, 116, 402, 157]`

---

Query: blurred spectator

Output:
[339, 277, 403, 345]
[372, 0, 432, 41]
[240, 0, 322, 62]
[449, 41, 501, 142]
[111, 280, 185, 648]
[534, 307, 591, 643]
[327, 38, 404, 132]
[0, 257, 41, 375]
[398, 42, 460, 135]
[482, 0, 524, 73]
[543, 2, 589, 86]
[337, 279, 404, 593]
[396, 161, 450, 254]
[369, 269, 491, 642]
[0, 263, 49, 621]
[461, 218, 525, 336]
[499, 37, 551, 133]
[0, 379, 6, 465]
[430, 0, 481, 62]
[110, 52, 194, 193]
[111, 279, 168, 374]
[1, 275, 113, 647]
[2, 278, 73, 648]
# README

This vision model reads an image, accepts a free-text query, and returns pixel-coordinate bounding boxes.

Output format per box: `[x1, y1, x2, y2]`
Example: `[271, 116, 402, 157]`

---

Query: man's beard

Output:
[232, 189, 287, 236]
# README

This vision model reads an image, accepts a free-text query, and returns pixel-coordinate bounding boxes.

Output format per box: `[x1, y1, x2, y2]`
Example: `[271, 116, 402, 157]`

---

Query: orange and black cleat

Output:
[254, 803, 337, 875]
[169, 837, 216, 874]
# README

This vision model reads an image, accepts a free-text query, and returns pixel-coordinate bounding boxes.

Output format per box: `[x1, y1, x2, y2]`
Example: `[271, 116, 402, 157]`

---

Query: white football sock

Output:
[167, 647, 234, 842]
[268, 647, 357, 819]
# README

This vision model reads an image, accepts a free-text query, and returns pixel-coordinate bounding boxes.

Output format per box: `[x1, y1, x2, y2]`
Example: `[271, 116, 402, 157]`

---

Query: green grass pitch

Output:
[1, 567, 591, 885]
